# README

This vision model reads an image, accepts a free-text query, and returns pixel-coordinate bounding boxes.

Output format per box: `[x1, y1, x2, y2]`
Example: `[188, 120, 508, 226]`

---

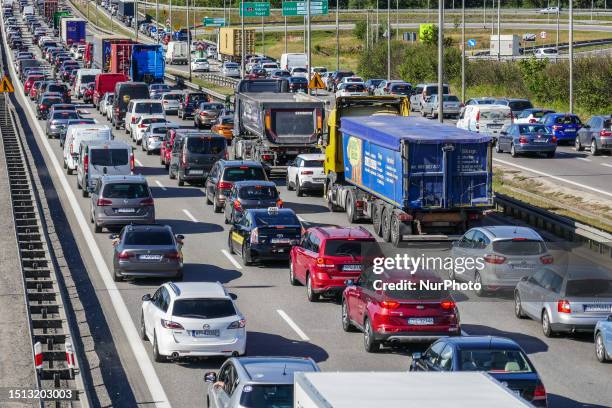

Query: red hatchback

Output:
[342, 270, 461, 352]
[24, 74, 44, 95]
[290, 226, 379, 301]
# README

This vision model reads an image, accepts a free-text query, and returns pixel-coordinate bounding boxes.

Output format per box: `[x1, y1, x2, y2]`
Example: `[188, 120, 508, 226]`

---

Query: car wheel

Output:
[342, 299, 356, 332]
[381, 208, 392, 242]
[306, 273, 319, 302]
[542, 310, 555, 337]
[296, 177, 303, 197]
[596, 333, 608, 363]
[169, 167, 176, 179]
[213, 195, 222, 213]
[178, 177, 184, 186]
[346, 193, 356, 224]
[514, 291, 525, 318]
[510, 144, 518, 157]
[590, 139, 599, 156]
[173, 270, 183, 281]
[94, 222, 102, 233]
[495, 140, 503, 153]
[475, 272, 485, 297]
[206, 191, 213, 205]
[152, 332, 165, 363]
[574, 137, 583, 151]
[82, 187, 88, 198]
[228, 233, 235, 254]
[363, 318, 380, 353]
[140, 312, 148, 341]
[242, 242, 252, 266]
[289, 261, 299, 286]
[286, 172, 293, 191]
[372, 203, 383, 237]
[113, 268, 122, 282]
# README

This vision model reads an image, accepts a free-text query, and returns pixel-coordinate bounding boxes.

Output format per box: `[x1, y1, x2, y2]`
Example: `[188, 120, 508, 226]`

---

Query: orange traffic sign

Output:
[0, 75, 14, 93]
[309, 72, 325, 90]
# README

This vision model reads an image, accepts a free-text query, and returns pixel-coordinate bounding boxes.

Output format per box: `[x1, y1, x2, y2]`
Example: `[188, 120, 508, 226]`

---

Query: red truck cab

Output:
[93, 73, 129, 107]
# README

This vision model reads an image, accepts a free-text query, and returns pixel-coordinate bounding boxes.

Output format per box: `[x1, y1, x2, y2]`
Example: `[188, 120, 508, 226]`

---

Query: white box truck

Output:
[280, 53, 307, 71]
[294, 372, 533, 408]
[490, 35, 521, 57]
[165, 41, 189, 65]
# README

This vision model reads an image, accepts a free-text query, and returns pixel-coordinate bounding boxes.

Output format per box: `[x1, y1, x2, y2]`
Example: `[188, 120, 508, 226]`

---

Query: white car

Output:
[335, 82, 368, 97]
[286, 153, 325, 196]
[140, 282, 247, 361]
[104, 94, 115, 119]
[538, 6, 559, 14]
[514, 108, 556, 124]
[99, 92, 113, 115]
[534, 47, 559, 59]
[206, 47, 216, 58]
[261, 62, 279, 74]
[132, 115, 168, 144]
[340, 76, 364, 85]
[290, 67, 309, 79]
[125, 99, 165, 137]
[191, 58, 210, 72]
[222, 62, 240, 78]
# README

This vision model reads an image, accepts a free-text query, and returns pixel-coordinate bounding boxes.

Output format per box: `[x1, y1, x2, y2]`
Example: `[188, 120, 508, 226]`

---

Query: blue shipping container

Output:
[130, 44, 165, 83]
[340, 116, 493, 211]
[66, 20, 86, 44]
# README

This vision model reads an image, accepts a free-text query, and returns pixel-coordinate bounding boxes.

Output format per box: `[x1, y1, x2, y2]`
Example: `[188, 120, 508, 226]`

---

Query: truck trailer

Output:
[43, 0, 58, 23]
[325, 115, 493, 245]
[294, 371, 533, 408]
[60, 18, 86, 45]
[109, 43, 133, 76]
[117, 0, 134, 20]
[232, 92, 324, 168]
[129, 44, 165, 83]
[94, 36, 133, 72]
[52, 10, 71, 30]
[218, 27, 255, 62]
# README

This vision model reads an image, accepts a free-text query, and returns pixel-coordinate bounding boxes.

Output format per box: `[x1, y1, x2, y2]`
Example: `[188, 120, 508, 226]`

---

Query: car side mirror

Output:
[142, 294, 151, 302]
[412, 352, 422, 360]
[500, 131, 507, 135]
[204, 372, 217, 383]
[109, 234, 118, 240]
[583, 125, 590, 129]
[229, 293, 238, 300]
[520, 276, 529, 282]
[345, 279, 355, 286]
[176, 234, 185, 241]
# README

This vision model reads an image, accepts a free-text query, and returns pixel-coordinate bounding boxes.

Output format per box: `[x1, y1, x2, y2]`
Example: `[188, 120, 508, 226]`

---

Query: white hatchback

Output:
[286, 153, 326, 196]
[141, 282, 247, 361]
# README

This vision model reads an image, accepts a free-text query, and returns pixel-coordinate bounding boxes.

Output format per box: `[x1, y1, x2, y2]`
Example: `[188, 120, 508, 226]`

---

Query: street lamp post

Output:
[241, 0, 245, 78]
[307, 0, 312, 88]
[169, 0, 172, 34]
[284, 16, 288, 54]
[438, 0, 444, 123]
[156, 0, 159, 44]
[387, 0, 390, 80]
[569, 0, 574, 113]
[187, 0, 192, 82]
[461, 0, 465, 103]
[335, 0, 339, 70]
[496, 0, 500, 61]
[135, 0, 139, 40]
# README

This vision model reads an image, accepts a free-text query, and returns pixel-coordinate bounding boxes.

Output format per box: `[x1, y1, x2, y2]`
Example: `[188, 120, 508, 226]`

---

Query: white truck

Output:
[165, 41, 189, 65]
[280, 53, 307, 71]
[294, 372, 533, 408]
[490, 35, 521, 57]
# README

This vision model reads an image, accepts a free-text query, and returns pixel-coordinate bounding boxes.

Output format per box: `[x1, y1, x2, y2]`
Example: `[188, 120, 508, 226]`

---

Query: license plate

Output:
[533, 138, 548, 143]
[286, 150, 299, 155]
[189, 169, 204, 175]
[271, 238, 290, 244]
[342, 264, 362, 271]
[565, 128, 575, 132]
[313, 178, 325, 182]
[488, 124, 502, 128]
[408, 317, 434, 325]
[191, 329, 220, 337]
[584, 304, 612, 312]
[139, 254, 162, 260]
[117, 208, 135, 213]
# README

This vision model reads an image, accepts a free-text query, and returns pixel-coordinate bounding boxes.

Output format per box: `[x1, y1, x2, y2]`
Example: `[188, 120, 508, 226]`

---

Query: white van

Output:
[456, 104, 513, 137]
[74, 69, 101, 99]
[22, 5, 33, 15]
[63, 124, 113, 174]
[125, 99, 165, 137]
[280, 53, 307, 71]
[165, 41, 189, 65]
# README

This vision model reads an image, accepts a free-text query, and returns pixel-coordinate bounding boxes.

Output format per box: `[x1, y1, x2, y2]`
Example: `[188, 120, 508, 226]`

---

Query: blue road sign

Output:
[467, 38, 476, 47]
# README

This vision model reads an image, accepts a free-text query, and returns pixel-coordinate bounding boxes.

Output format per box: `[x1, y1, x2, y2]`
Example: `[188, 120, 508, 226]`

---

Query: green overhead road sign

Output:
[240, 2, 270, 17]
[282, 0, 329, 16]
[203, 17, 226, 27]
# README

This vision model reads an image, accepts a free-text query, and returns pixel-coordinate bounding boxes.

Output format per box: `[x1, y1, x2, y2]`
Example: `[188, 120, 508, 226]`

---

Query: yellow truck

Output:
[218, 27, 255, 62]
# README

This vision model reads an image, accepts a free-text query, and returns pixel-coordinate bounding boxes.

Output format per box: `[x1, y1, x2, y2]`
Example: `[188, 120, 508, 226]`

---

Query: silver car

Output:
[142, 122, 180, 154]
[422, 94, 462, 119]
[90, 175, 155, 232]
[205, 357, 320, 408]
[160, 91, 183, 115]
[451, 226, 552, 296]
[575, 115, 612, 155]
[515, 266, 612, 337]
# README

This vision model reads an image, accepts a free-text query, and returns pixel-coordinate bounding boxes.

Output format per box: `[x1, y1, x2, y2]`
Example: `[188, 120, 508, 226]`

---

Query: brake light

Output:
[161, 319, 184, 330]
[600, 130, 612, 137]
[315, 257, 334, 268]
[199, 111, 207, 116]
[218, 181, 233, 190]
[140, 197, 154, 206]
[83, 154, 88, 173]
[69, 142, 74, 154]
[233, 200, 242, 211]
[540, 254, 554, 264]
[250, 227, 259, 244]
[138, 124, 147, 128]
[301, 170, 313, 175]
[224, 149, 229, 160]
[468, 213, 480, 220]
[519, 136, 529, 144]
[118, 251, 133, 259]
[96, 198, 113, 206]
[484, 254, 506, 264]
[533, 384, 547, 401]
[39, 104, 45, 109]
[441, 300, 456, 310]
[557, 300, 571, 314]
[380, 300, 400, 309]
[165, 251, 181, 260]
[130, 153, 135, 171]
[316, 109, 322, 130]
[551, 136, 557, 143]
[115, 107, 120, 112]
[227, 319, 246, 329]
[131, 116, 137, 124]
[476, 111, 480, 121]
[355, 200, 364, 208]
[181, 151, 187, 166]
[529, 118, 537, 123]
[273, 198, 282, 208]
[262, 154, 272, 161]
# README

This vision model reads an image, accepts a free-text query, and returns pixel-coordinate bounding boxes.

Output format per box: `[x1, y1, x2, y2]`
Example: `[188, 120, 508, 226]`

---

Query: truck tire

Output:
[372, 202, 383, 236]
[326, 185, 340, 212]
[346, 192, 357, 224]
[390, 213, 402, 247]
[381, 207, 392, 242]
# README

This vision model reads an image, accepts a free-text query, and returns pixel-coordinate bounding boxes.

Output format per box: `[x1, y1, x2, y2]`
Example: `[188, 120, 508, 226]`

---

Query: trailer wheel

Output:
[372, 202, 383, 236]
[381, 207, 392, 242]
[346, 192, 356, 223]
[326, 185, 340, 212]
[390, 214, 402, 247]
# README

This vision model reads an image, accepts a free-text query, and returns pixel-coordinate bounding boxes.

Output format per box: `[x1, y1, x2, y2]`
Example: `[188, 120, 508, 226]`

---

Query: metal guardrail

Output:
[197, 72, 240, 88]
[494, 193, 612, 259]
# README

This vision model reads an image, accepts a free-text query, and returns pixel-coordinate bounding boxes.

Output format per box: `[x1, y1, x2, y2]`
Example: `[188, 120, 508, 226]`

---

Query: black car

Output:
[223, 180, 281, 224]
[178, 92, 208, 120]
[170, 133, 227, 186]
[36, 95, 63, 120]
[364, 78, 384, 95]
[410, 336, 547, 407]
[287, 76, 308, 93]
[228, 207, 302, 265]
[205, 160, 268, 213]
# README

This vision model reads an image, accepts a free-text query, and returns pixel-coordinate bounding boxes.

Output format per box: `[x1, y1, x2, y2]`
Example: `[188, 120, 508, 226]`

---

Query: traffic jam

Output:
[3, 0, 612, 406]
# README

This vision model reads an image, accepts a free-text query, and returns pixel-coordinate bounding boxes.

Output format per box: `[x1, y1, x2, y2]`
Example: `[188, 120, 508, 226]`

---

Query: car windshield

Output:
[459, 349, 533, 373]
[565, 279, 612, 297]
[253, 213, 300, 226]
[107, 95, 115, 102]
[518, 125, 550, 134]
[324, 240, 380, 257]
[442, 95, 459, 102]
[223, 166, 266, 182]
[200, 103, 223, 111]
[293, 68, 307, 73]
[603, 119, 611, 129]
[90, 149, 129, 166]
[135, 103, 163, 114]
[390, 84, 411, 94]
[103, 183, 149, 198]
[492, 239, 546, 255]
[302, 159, 323, 167]
[239, 384, 293, 408]
[194, 58, 207, 63]
[509, 101, 533, 111]
[345, 84, 366, 92]
[186, 137, 225, 154]
[385, 286, 451, 300]
[47, 84, 66, 93]
[554, 115, 581, 125]
[238, 185, 278, 199]
[152, 126, 171, 134]
[141, 118, 166, 125]
[80, 74, 96, 83]
[220, 117, 234, 125]
[150, 84, 169, 91]
[52, 111, 79, 120]
[225, 63, 239, 68]
[163, 93, 182, 101]
[480, 109, 512, 120]
[172, 299, 236, 318]
[124, 230, 173, 246]
[42, 98, 62, 105]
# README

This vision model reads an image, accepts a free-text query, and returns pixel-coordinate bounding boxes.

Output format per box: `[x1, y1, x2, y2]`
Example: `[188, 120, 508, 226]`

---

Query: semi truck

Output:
[218, 27, 255, 62]
[94, 36, 133, 72]
[52, 10, 71, 30]
[109, 43, 133, 76]
[129, 44, 165, 83]
[232, 91, 324, 168]
[43, 0, 58, 24]
[60, 18, 86, 45]
[294, 371, 533, 408]
[117, 0, 134, 21]
[324, 114, 493, 246]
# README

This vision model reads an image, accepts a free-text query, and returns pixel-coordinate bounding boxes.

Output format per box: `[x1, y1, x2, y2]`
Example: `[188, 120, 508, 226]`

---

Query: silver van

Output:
[76, 140, 133, 196]
[411, 83, 450, 113]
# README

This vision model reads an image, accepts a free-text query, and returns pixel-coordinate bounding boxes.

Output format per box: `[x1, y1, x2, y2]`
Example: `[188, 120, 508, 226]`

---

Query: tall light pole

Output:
[375, 0, 379, 43]
[437, 0, 444, 123]
[569, 0, 574, 113]
[187, 0, 192, 82]
[307, 0, 312, 87]
[396, 0, 399, 39]
[284, 15, 288, 54]
[135, 0, 139, 40]
[169, 0, 172, 34]
[496, 0, 500, 60]
[261, 15, 265, 56]
[335, 0, 339, 70]
[387, 0, 390, 80]
[556, 0, 560, 54]
[461, 0, 465, 103]
[241, 0, 245, 78]
[156, 0, 159, 44]
[483, 0, 486, 28]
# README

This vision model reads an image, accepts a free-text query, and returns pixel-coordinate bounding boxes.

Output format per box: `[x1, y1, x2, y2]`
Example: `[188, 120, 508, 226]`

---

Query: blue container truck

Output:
[129, 44, 165, 83]
[326, 116, 493, 245]
[60, 18, 86, 45]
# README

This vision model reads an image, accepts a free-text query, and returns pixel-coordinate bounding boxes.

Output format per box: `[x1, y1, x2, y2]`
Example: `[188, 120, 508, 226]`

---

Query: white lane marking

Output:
[155, 180, 167, 191]
[601, 163, 612, 169]
[277, 310, 310, 341]
[221, 249, 243, 270]
[493, 158, 612, 198]
[135, 158, 143, 167]
[2, 31, 172, 408]
[576, 157, 591, 162]
[182, 209, 198, 222]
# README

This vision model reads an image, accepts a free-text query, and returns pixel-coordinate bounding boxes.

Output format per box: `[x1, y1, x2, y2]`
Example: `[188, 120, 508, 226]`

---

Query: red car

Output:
[160, 128, 182, 169]
[290, 226, 379, 301]
[24, 74, 45, 95]
[342, 270, 461, 352]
